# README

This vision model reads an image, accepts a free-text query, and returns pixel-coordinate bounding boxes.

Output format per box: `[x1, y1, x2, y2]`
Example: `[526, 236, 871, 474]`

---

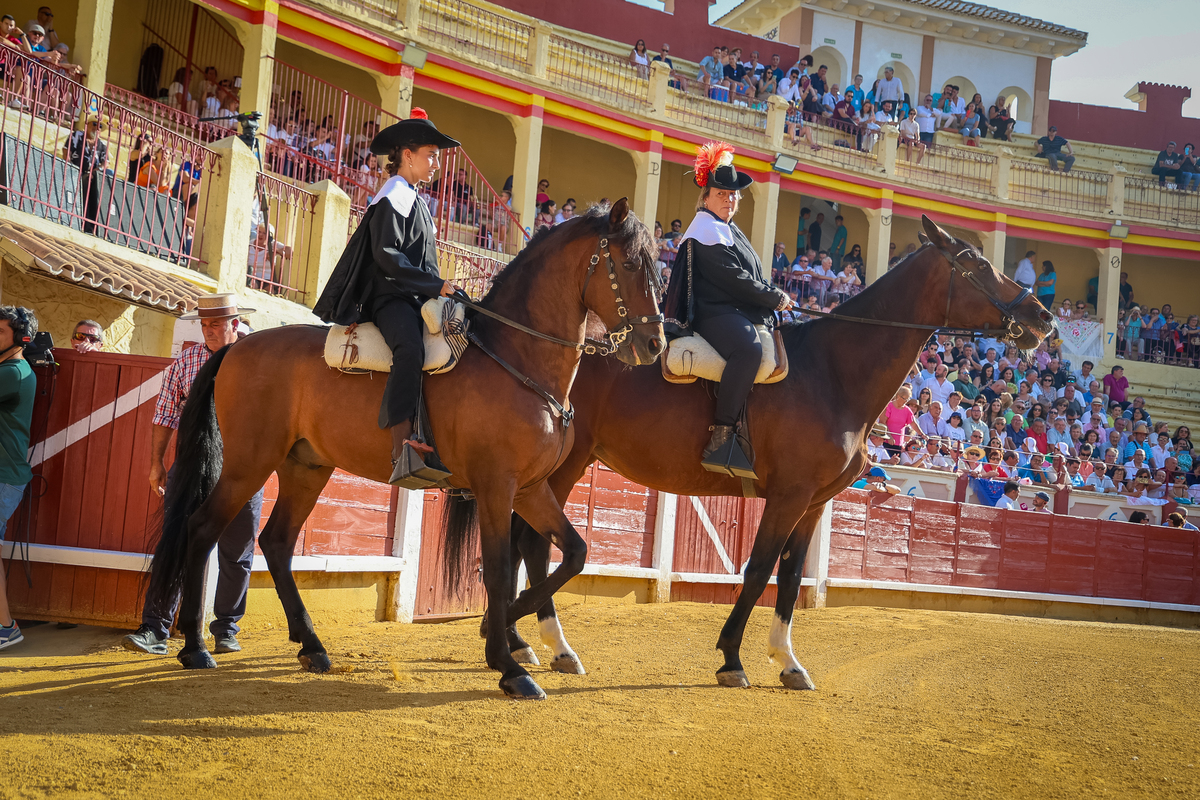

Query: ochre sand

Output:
[2, 601, 1199, 799]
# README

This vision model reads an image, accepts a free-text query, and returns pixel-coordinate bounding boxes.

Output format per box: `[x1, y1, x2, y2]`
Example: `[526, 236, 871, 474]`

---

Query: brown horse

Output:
[500, 216, 1055, 689]
[147, 200, 664, 700]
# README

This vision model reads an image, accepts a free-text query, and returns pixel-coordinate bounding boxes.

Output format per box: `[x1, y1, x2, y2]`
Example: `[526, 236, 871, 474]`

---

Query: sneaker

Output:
[0, 621, 22, 650]
[212, 634, 241, 654]
[6, 99, 21, 110]
[122, 625, 168, 655]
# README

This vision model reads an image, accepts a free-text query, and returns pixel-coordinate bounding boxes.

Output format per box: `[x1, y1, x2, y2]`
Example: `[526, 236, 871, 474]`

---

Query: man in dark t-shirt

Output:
[1035, 126, 1075, 172]
[1152, 142, 1182, 186]
[808, 212, 824, 252]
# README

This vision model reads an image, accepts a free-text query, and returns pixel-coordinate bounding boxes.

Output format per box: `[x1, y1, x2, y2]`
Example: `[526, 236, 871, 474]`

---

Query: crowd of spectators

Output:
[0, 7, 83, 112]
[1149, 141, 1200, 191]
[858, 331, 1200, 515]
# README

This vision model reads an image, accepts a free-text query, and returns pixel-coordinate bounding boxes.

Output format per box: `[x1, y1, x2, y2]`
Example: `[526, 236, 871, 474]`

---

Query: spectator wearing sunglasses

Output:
[72, 319, 103, 354]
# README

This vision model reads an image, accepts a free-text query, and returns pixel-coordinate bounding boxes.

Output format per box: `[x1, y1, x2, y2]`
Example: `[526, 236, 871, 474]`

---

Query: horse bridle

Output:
[455, 233, 663, 428]
[798, 242, 1034, 341]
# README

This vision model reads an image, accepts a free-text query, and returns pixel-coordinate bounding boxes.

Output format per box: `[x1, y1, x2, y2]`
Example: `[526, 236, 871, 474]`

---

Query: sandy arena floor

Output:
[2, 601, 1199, 799]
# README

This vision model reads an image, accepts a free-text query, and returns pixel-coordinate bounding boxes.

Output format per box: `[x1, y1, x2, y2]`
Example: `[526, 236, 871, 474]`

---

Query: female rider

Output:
[662, 142, 792, 477]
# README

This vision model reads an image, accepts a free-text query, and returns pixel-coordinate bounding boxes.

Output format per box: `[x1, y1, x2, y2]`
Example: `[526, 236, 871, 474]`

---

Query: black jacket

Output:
[663, 210, 783, 332]
[313, 193, 446, 325]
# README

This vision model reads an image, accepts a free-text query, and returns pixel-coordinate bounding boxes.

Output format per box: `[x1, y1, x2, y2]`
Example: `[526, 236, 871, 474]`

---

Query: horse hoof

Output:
[299, 652, 332, 674]
[550, 654, 586, 675]
[178, 650, 217, 670]
[511, 647, 540, 666]
[500, 674, 547, 701]
[780, 667, 816, 691]
[716, 669, 750, 688]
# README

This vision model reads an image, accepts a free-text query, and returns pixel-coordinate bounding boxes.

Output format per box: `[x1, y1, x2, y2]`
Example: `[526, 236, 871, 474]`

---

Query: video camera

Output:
[197, 111, 263, 151]
[24, 332, 55, 368]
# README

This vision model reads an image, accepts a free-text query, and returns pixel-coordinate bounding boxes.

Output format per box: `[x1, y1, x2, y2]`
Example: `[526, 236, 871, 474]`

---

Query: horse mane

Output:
[479, 203, 655, 309]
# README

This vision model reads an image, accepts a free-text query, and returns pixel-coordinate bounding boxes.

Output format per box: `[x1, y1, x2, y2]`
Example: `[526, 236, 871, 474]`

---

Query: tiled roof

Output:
[0, 222, 203, 315]
[902, 0, 1088, 41]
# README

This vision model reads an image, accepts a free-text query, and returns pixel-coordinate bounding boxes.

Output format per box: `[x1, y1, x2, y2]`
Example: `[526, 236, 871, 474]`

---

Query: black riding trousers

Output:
[694, 313, 762, 427]
[371, 286, 425, 429]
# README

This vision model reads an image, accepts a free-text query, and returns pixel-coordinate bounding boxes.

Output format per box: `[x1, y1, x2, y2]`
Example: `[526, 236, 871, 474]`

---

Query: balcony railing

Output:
[437, 239, 506, 299]
[419, 0, 532, 74]
[104, 85, 228, 144]
[546, 35, 650, 114]
[1116, 323, 1200, 370]
[895, 142, 995, 196]
[665, 77, 769, 146]
[249, 172, 317, 301]
[0, 57, 219, 268]
[1010, 161, 1111, 216]
[1124, 175, 1200, 228]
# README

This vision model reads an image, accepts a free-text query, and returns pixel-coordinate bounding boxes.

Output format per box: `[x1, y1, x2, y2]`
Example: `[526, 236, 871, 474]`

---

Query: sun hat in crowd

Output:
[181, 292, 256, 320]
[964, 446, 985, 459]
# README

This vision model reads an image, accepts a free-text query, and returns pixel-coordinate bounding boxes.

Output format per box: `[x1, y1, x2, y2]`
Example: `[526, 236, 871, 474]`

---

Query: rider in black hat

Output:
[662, 142, 791, 478]
[313, 109, 460, 485]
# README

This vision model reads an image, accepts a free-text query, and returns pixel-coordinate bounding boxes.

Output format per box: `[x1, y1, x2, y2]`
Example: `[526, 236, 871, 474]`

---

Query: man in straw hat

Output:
[313, 109, 460, 487]
[124, 293, 264, 656]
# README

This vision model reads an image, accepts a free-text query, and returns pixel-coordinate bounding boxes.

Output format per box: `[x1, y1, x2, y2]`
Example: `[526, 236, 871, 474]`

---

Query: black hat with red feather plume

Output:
[692, 141, 753, 190]
[370, 107, 460, 155]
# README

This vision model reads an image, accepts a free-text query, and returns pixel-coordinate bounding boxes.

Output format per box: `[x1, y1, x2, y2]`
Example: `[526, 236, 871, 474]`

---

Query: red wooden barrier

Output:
[669, 495, 779, 607]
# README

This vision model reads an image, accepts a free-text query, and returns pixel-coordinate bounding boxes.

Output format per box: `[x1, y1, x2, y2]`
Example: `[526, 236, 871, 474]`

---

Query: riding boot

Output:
[387, 421, 448, 489]
[701, 424, 759, 480]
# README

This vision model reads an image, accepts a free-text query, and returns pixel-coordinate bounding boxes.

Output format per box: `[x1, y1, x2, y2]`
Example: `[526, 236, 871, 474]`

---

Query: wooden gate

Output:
[670, 495, 779, 607]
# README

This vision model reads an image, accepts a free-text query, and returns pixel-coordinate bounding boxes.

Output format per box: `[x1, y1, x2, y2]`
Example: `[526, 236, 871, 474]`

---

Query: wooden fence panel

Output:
[954, 504, 1004, 589]
[1045, 515, 1099, 596]
[862, 494, 913, 583]
[909, 497, 957, 585]
[997, 510, 1052, 593]
[827, 490, 868, 580]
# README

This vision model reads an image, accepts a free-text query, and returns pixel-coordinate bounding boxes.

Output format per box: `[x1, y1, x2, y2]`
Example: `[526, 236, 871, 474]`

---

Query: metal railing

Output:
[139, 0, 244, 116]
[546, 35, 650, 113]
[786, 112, 880, 173]
[437, 239, 507, 299]
[418, 0, 532, 74]
[104, 84, 227, 144]
[896, 142, 995, 196]
[418, 146, 525, 255]
[248, 172, 317, 301]
[665, 77, 769, 145]
[1010, 161, 1110, 215]
[1116, 322, 1200, 370]
[1124, 175, 1200, 228]
[0, 57, 220, 268]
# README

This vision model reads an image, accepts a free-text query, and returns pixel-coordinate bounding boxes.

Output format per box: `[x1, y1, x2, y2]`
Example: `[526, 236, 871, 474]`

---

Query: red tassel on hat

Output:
[693, 141, 735, 188]
[410, 107, 429, 120]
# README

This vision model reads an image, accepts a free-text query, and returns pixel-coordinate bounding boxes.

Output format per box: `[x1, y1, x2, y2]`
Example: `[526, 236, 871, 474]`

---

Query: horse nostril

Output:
[649, 336, 664, 355]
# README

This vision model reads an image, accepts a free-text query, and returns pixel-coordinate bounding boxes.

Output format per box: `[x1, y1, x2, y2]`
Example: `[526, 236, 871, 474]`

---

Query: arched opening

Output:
[810, 46, 847, 93]
[936, 74, 978, 106]
[999, 86, 1034, 135]
[876, 60, 917, 110]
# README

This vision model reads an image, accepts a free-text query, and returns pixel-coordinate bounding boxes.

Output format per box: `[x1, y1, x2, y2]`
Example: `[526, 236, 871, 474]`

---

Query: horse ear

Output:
[920, 214, 953, 249]
[917, 232, 930, 245]
[609, 197, 630, 229]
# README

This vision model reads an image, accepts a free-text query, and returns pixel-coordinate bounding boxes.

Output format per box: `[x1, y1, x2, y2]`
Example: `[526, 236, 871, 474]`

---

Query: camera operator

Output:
[0, 306, 38, 650]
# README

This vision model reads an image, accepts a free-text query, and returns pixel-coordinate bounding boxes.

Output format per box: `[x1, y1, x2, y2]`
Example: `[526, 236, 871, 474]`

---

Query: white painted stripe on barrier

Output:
[549, 562, 661, 580]
[824, 578, 1200, 613]
[28, 373, 163, 468]
[0, 542, 405, 574]
[689, 495, 736, 574]
[670, 571, 818, 588]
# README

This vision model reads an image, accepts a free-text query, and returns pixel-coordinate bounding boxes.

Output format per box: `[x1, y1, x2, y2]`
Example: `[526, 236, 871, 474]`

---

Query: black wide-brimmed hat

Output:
[370, 108, 460, 155]
[692, 141, 754, 190]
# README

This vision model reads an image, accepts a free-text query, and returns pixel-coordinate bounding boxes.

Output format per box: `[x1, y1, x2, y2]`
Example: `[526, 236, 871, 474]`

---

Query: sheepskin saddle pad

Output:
[661, 325, 788, 385]
[324, 297, 467, 374]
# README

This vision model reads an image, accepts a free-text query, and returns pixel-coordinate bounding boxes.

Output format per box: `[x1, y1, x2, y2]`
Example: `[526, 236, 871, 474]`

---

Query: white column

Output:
[508, 101, 544, 240]
[862, 199, 893, 285]
[630, 141, 662, 228]
[801, 502, 831, 609]
[747, 173, 780, 267]
[390, 488, 426, 622]
[979, 224, 1006, 273]
[1095, 243, 1123, 363]
[375, 65, 415, 121]
[650, 492, 677, 603]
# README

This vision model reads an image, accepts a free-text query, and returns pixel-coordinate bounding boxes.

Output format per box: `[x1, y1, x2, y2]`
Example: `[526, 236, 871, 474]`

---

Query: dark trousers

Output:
[141, 466, 264, 640]
[371, 282, 425, 429]
[694, 313, 762, 427]
[82, 168, 102, 235]
[1152, 166, 1180, 186]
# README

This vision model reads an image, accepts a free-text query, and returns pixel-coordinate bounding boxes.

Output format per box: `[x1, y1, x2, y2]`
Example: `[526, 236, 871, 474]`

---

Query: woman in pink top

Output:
[1102, 365, 1129, 408]
[881, 385, 920, 454]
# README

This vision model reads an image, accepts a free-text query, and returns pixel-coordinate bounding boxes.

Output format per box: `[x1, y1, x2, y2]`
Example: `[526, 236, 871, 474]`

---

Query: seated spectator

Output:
[932, 84, 962, 130]
[900, 438, 928, 467]
[698, 46, 721, 86]
[1035, 126, 1075, 172]
[786, 102, 820, 151]
[1152, 141, 1183, 187]
[1019, 452, 1053, 485]
[1061, 457, 1085, 487]
[1082, 461, 1117, 493]
[1151, 432, 1175, 470]
[629, 39, 649, 76]
[898, 107, 926, 164]
[867, 428, 899, 465]
[534, 200, 556, 231]
[945, 412, 966, 443]
[71, 319, 103, 354]
[821, 83, 840, 116]
[1169, 473, 1193, 505]
[1178, 143, 1200, 192]
[832, 262, 861, 300]
[1031, 491, 1052, 513]
[987, 96, 1014, 140]
[809, 256, 836, 304]
[1102, 365, 1129, 409]
[959, 102, 983, 145]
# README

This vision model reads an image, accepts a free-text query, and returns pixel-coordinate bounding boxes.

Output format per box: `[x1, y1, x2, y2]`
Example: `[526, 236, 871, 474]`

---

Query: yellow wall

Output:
[0, 268, 175, 357]
[656, 159, 699, 233]
[275, 39, 382, 108]
[412, 87, 515, 194]
[1122, 252, 1200, 322]
[1008, 235, 1098, 315]
[538, 127, 636, 213]
[108, 0, 148, 90]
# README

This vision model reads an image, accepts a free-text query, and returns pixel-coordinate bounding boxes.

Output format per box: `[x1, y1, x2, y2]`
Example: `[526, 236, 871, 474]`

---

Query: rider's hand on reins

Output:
[439, 281, 456, 297]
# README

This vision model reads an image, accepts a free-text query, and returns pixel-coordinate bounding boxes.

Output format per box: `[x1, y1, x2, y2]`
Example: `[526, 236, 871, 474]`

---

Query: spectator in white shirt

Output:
[810, 256, 836, 304]
[822, 83, 839, 117]
[867, 429, 899, 465]
[776, 68, 803, 103]
[922, 366, 954, 406]
[875, 67, 903, 117]
[946, 412, 967, 443]
[1082, 462, 1117, 493]
[918, 401, 950, 438]
[922, 439, 955, 472]
[898, 108, 926, 164]
[1150, 433, 1174, 470]
[900, 438, 929, 467]
[914, 95, 938, 146]
[995, 481, 1021, 510]
[1014, 250, 1037, 289]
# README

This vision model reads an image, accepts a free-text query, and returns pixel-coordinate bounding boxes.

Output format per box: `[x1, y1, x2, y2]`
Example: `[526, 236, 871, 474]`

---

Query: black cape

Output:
[662, 209, 783, 336]
[313, 191, 446, 325]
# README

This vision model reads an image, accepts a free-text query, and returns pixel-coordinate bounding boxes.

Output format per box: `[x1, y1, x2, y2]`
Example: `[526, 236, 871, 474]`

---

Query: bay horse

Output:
[497, 215, 1055, 690]
[148, 200, 664, 700]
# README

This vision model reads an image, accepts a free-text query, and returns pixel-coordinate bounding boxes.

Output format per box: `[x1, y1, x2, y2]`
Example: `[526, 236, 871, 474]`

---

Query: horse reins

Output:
[792, 242, 1033, 341]
[454, 235, 663, 428]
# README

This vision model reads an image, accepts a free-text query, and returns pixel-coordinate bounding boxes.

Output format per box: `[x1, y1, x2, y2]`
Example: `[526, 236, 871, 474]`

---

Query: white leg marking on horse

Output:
[539, 616, 575, 658]
[767, 614, 803, 673]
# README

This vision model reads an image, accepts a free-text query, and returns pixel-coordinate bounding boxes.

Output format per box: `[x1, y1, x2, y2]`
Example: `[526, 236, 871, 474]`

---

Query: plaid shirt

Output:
[152, 344, 211, 430]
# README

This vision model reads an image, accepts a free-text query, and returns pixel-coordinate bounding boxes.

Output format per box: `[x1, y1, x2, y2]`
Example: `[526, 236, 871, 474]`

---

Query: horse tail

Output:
[440, 493, 479, 595]
[146, 345, 232, 603]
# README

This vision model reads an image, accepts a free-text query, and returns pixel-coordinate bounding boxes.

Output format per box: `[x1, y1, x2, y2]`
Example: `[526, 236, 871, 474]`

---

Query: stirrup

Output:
[389, 441, 452, 489]
[701, 425, 758, 480]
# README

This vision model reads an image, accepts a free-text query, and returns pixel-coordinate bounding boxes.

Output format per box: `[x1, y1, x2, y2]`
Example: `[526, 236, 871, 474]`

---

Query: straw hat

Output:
[180, 292, 256, 320]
